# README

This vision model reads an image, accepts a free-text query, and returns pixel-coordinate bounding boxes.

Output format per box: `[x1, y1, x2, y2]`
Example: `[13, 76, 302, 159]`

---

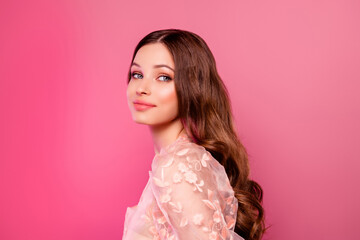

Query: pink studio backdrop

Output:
[0, 0, 359, 239]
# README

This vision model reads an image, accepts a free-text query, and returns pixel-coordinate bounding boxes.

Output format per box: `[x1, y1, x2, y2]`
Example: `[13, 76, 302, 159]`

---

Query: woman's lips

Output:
[133, 103, 155, 111]
[133, 100, 156, 111]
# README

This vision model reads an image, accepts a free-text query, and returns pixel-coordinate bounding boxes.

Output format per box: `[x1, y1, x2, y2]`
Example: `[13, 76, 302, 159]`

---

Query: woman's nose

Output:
[135, 77, 151, 95]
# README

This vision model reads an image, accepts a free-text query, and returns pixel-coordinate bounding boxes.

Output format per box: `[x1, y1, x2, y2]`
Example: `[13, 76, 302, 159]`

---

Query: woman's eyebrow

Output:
[131, 62, 174, 72]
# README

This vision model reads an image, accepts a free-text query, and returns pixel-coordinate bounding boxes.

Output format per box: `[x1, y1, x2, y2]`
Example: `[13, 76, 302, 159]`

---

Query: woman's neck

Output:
[150, 118, 187, 155]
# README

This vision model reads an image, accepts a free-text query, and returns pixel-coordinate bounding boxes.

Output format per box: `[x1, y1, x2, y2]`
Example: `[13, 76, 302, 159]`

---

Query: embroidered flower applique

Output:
[192, 213, 204, 225]
[172, 172, 182, 183]
[172, 151, 208, 192]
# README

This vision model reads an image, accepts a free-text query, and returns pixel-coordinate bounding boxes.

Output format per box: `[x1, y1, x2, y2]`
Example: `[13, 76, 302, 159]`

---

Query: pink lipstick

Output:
[133, 100, 156, 111]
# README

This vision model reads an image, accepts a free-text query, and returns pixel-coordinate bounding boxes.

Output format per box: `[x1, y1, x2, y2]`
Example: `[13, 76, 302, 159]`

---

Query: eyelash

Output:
[130, 72, 172, 82]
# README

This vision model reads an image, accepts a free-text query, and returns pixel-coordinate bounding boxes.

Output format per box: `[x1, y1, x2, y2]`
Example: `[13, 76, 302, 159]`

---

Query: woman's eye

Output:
[130, 72, 171, 82]
[131, 72, 143, 79]
[158, 75, 172, 82]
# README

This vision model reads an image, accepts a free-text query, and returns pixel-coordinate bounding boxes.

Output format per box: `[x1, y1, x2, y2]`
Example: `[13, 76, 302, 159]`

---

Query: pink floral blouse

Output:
[122, 134, 244, 240]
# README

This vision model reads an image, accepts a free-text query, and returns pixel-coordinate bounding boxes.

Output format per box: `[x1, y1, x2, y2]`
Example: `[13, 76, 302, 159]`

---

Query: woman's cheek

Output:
[157, 85, 177, 104]
[126, 83, 136, 109]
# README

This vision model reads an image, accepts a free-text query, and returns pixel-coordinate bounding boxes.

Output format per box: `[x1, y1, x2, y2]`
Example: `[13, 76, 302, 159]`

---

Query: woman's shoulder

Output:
[173, 138, 207, 157]
[155, 137, 210, 167]
[169, 138, 227, 172]
[157, 135, 202, 155]
[153, 137, 233, 192]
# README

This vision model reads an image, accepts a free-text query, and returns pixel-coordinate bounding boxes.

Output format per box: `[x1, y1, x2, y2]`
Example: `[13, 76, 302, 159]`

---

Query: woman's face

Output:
[127, 43, 178, 126]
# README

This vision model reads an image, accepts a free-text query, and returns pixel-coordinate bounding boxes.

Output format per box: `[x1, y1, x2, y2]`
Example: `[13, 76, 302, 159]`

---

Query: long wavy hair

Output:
[127, 29, 266, 240]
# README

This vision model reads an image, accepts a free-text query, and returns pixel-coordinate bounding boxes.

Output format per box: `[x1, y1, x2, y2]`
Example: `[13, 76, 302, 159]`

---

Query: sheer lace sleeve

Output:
[149, 142, 244, 240]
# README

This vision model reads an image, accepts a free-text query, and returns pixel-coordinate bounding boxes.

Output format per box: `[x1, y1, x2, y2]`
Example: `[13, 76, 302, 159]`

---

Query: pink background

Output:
[1, 0, 359, 239]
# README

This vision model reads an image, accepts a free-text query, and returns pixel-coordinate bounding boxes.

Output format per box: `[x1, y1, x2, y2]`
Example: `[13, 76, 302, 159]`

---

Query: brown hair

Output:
[127, 29, 266, 240]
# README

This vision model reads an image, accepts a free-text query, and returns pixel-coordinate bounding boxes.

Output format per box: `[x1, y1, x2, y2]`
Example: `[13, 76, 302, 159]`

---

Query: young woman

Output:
[123, 29, 265, 240]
